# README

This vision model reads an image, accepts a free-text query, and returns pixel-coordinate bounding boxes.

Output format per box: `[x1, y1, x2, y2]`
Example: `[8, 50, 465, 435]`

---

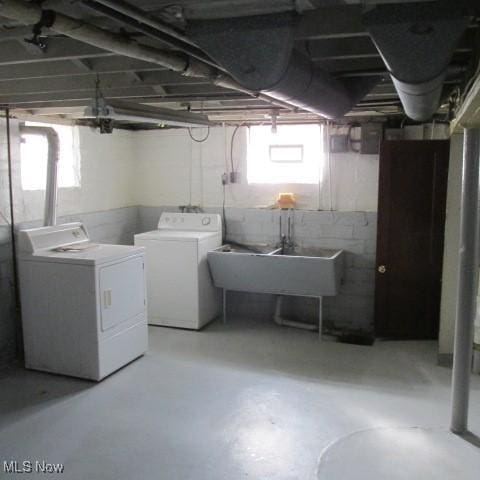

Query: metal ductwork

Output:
[188, 13, 381, 119]
[0, 0, 250, 92]
[0, 0, 379, 119]
[364, 2, 472, 122]
[19, 126, 60, 227]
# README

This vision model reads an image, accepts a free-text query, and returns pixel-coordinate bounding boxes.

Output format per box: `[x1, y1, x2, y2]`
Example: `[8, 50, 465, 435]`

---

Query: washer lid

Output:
[22, 243, 145, 266]
[135, 230, 221, 243]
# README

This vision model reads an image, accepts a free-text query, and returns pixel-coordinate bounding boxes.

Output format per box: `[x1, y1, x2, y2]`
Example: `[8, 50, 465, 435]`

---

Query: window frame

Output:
[268, 144, 304, 164]
[246, 123, 324, 185]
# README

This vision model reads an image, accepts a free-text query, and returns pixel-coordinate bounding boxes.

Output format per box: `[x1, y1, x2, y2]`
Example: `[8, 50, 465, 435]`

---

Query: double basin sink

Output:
[207, 243, 344, 297]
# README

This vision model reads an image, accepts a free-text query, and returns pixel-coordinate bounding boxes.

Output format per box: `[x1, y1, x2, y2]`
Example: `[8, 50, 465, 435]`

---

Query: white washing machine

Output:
[17, 223, 148, 381]
[134, 212, 222, 329]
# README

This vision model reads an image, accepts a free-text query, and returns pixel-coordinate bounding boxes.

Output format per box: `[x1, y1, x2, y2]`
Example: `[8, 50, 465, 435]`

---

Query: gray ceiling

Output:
[0, 0, 477, 124]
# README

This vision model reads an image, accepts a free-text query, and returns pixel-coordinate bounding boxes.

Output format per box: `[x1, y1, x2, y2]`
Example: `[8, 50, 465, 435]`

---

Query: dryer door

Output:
[99, 255, 145, 331]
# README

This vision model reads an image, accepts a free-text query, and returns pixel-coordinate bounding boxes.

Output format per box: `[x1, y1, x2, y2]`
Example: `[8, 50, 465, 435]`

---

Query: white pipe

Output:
[0, 0, 295, 109]
[450, 128, 480, 434]
[20, 126, 60, 227]
[0, 0, 190, 71]
[92, 0, 200, 48]
[0, 0, 242, 87]
[274, 296, 317, 331]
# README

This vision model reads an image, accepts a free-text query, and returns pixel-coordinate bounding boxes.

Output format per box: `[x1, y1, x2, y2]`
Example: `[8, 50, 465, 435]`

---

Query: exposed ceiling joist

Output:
[0, 57, 166, 82]
[307, 36, 472, 62]
[0, 83, 235, 106]
[0, 71, 210, 96]
[0, 0, 475, 122]
[0, 38, 114, 66]
[296, 5, 366, 40]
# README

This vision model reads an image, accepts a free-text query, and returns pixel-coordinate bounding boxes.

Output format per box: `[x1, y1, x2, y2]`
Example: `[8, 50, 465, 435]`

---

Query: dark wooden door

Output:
[375, 140, 449, 339]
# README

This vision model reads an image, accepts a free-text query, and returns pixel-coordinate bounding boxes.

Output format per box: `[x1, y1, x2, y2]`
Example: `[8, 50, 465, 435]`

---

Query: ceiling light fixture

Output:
[80, 99, 214, 129]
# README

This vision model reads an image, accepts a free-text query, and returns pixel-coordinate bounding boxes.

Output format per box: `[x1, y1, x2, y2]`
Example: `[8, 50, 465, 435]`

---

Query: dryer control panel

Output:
[18, 223, 90, 254]
[157, 213, 222, 232]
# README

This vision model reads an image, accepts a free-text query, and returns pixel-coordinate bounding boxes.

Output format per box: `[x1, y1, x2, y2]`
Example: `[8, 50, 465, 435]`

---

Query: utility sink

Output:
[208, 243, 344, 297]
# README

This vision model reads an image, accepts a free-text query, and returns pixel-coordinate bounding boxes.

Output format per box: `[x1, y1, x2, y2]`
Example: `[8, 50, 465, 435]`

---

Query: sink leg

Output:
[223, 289, 227, 324]
[318, 297, 323, 341]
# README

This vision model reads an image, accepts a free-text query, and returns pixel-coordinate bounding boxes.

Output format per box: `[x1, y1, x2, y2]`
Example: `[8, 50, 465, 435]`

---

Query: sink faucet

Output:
[279, 211, 295, 252]
[287, 215, 294, 248]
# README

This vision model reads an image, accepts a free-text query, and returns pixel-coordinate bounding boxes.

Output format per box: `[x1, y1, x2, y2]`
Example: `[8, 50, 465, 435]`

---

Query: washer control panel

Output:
[158, 213, 221, 232]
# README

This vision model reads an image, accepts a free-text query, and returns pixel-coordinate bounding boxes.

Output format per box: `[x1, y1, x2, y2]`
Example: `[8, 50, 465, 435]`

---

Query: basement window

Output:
[247, 124, 323, 184]
[20, 122, 80, 191]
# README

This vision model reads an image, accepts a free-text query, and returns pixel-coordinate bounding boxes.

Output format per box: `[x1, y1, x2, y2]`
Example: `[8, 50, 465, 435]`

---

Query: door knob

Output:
[378, 265, 386, 274]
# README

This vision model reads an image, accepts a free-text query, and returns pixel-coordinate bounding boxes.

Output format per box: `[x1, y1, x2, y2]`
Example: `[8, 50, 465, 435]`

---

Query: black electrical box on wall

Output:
[360, 123, 383, 154]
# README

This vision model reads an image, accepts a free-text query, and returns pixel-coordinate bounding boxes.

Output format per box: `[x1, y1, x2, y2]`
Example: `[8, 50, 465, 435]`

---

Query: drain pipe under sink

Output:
[19, 126, 60, 226]
[274, 295, 318, 331]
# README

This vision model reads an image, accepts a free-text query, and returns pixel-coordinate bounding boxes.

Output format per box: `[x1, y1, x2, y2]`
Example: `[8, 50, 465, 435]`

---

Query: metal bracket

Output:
[24, 9, 56, 51]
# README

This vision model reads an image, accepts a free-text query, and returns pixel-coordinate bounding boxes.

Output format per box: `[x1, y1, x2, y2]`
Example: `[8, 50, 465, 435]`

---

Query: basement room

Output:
[1, 1, 480, 479]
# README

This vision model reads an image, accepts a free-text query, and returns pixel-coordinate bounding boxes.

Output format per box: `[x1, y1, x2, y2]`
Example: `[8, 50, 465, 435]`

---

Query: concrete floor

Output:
[1, 317, 479, 480]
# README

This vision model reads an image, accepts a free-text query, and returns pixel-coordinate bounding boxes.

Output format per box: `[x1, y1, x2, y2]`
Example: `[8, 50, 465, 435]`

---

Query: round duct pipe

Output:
[19, 126, 60, 227]
[364, 2, 472, 122]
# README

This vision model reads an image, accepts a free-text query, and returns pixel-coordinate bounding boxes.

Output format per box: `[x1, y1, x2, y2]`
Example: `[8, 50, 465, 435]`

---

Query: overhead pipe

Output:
[81, 0, 226, 73]
[0, 0, 293, 112]
[88, 0, 200, 49]
[0, 0, 194, 73]
[19, 125, 60, 226]
[0, 1, 244, 90]
[80, 1, 296, 111]
[450, 128, 480, 434]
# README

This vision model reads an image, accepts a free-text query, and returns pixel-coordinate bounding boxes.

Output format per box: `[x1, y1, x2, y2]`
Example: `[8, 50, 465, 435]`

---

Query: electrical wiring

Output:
[230, 123, 246, 173]
[188, 126, 210, 143]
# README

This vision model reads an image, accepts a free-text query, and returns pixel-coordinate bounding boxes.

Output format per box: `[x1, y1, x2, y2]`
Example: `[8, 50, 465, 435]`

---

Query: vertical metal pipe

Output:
[5, 108, 23, 356]
[19, 126, 60, 226]
[450, 128, 480, 434]
[44, 132, 59, 227]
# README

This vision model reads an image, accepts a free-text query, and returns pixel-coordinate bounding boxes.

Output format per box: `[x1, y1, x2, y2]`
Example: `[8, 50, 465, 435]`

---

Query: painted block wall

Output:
[17, 207, 139, 246]
[11, 124, 137, 223]
[133, 126, 380, 212]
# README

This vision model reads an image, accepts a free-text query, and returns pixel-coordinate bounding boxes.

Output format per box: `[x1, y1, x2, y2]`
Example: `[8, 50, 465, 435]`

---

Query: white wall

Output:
[10, 123, 137, 223]
[134, 126, 380, 212]
[6, 123, 380, 225]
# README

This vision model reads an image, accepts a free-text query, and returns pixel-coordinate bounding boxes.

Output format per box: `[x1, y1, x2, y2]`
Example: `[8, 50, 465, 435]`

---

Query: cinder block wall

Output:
[16, 207, 139, 246]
